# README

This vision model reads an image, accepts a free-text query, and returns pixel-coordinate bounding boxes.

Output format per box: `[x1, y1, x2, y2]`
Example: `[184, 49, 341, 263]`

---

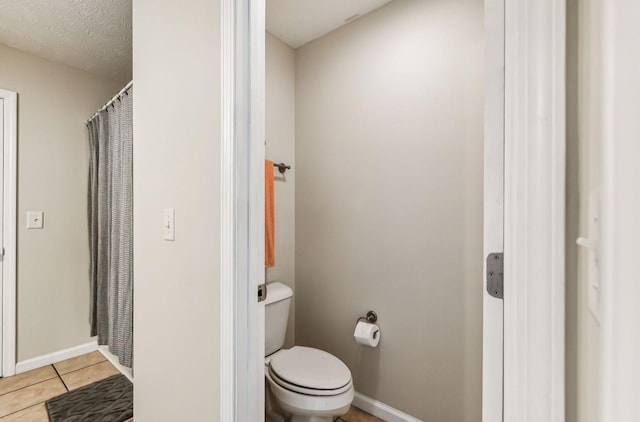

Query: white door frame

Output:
[600, 1, 640, 420]
[221, 0, 566, 420]
[0, 89, 17, 378]
[220, 0, 265, 420]
[483, 0, 505, 420]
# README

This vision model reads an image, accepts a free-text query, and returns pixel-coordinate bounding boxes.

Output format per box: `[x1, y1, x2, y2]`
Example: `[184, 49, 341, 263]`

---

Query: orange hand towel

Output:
[265, 160, 275, 268]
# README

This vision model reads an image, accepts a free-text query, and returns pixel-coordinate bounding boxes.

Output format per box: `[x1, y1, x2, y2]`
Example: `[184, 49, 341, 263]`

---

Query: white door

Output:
[483, 0, 504, 420]
[600, 1, 640, 420]
[486, 0, 566, 420]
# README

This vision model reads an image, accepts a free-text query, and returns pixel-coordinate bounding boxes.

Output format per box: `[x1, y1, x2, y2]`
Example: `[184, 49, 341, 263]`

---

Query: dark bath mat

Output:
[46, 374, 132, 422]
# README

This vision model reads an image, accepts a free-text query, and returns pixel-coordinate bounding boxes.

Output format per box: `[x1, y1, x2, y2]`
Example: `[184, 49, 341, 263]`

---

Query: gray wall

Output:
[0, 43, 122, 361]
[266, 32, 296, 347]
[132, 1, 221, 420]
[566, 0, 603, 421]
[294, 1, 484, 420]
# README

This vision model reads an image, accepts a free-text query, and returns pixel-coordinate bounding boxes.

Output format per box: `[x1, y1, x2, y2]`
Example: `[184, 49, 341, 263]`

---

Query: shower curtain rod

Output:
[86, 80, 133, 124]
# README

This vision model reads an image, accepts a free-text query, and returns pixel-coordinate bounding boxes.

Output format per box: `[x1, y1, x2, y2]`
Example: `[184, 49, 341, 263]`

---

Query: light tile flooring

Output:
[336, 406, 385, 422]
[0, 351, 132, 422]
[2, 353, 379, 422]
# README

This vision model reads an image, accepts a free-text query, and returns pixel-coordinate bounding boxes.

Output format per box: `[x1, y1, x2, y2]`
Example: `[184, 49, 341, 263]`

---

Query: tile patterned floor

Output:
[0, 351, 133, 422]
[2, 353, 378, 422]
[335, 405, 385, 422]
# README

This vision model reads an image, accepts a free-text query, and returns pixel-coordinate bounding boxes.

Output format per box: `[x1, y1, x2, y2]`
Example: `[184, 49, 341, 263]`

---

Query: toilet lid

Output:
[269, 346, 351, 390]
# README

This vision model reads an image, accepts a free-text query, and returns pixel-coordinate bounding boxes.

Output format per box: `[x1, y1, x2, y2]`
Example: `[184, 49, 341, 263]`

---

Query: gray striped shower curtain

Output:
[87, 87, 133, 368]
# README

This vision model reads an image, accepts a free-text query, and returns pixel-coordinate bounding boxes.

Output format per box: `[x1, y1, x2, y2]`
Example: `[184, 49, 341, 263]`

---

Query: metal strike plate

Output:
[487, 253, 504, 299]
[258, 283, 267, 303]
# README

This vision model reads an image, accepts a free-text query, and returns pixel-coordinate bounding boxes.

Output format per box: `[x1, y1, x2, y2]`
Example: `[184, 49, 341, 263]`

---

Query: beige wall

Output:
[294, 1, 483, 420]
[132, 1, 221, 420]
[266, 32, 296, 347]
[566, 0, 603, 421]
[0, 43, 122, 361]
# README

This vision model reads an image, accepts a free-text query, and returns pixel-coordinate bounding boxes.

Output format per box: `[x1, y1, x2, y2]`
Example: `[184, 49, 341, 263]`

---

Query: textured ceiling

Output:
[267, 0, 394, 48]
[0, 0, 389, 81]
[0, 0, 132, 84]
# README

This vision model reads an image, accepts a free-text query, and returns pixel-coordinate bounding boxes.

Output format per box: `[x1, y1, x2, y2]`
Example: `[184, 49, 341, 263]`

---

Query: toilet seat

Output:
[266, 369, 354, 418]
[268, 365, 353, 396]
[265, 346, 354, 420]
[268, 346, 352, 396]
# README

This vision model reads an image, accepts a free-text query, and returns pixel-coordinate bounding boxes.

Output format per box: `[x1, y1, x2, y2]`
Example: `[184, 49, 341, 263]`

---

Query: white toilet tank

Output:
[265, 282, 293, 357]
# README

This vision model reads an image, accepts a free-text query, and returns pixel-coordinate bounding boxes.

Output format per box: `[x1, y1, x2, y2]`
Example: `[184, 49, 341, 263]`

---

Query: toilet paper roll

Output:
[354, 321, 380, 347]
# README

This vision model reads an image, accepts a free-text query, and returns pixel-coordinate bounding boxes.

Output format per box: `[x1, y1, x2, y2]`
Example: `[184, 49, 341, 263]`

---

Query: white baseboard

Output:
[97, 345, 133, 382]
[353, 391, 423, 422]
[15, 340, 98, 374]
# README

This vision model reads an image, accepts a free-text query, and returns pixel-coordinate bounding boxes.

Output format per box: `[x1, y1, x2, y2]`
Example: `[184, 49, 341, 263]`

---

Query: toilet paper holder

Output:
[357, 310, 378, 324]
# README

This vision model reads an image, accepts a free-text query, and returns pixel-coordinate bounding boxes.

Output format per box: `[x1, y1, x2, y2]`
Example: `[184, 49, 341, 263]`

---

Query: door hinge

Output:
[258, 283, 267, 303]
[487, 253, 503, 299]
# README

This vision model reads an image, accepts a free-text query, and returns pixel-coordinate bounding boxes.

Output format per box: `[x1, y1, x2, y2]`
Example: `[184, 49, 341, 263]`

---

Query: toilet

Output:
[265, 282, 354, 422]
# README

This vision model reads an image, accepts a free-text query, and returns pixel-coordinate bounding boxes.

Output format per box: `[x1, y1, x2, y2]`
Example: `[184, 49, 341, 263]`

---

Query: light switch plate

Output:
[27, 211, 44, 229]
[163, 208, 175, 241]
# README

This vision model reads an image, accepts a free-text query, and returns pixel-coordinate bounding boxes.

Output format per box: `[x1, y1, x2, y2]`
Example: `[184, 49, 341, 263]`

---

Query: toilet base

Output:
[266, 381, 335, 422]
[265, 351, 353, 422]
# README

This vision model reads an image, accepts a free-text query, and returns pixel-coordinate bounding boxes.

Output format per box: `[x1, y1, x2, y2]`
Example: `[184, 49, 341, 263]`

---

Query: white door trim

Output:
[0, 89, 17, 378]
[503, 0, 566, 421]
[220, 0, 265, 420]
[249, 3, 267, 420]
[220, 0, 236, 417]
[600, 1, 640, 420]
[483, 0, 505, 420]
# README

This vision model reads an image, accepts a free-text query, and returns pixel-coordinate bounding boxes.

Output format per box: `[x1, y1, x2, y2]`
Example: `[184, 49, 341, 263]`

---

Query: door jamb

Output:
[0, 89, 17, 378]
[220, 0, 265, 420]
[483, 0, 505, 420]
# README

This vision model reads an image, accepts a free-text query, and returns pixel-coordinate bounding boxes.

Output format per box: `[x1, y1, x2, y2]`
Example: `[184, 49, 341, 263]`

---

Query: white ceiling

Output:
[0, 0, 132, 84]
[267, 0, 394, 49]
[0, 0, 390, 82]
